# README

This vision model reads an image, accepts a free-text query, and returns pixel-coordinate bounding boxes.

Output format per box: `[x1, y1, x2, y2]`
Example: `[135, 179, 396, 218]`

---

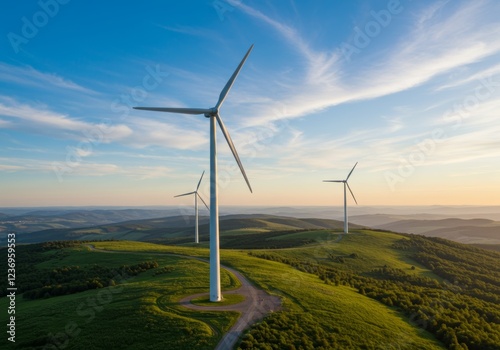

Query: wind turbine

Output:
[174, 171, 209, 244]
[134, 45, 253, 302]
[323, 162, 358, 234]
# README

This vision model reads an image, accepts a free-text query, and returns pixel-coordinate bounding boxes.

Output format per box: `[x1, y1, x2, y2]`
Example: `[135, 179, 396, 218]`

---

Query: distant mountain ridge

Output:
[2, 207, 499, 245]
[351, 216, 500, 244]
[0, 208, 188, 235]
[5, 214, 359, 244]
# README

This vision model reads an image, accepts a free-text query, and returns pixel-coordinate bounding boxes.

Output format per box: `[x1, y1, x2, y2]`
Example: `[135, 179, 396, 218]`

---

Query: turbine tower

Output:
[134, 45, 254, 302]
[323, 162, 358, 234]
[174, 171, 209, 244]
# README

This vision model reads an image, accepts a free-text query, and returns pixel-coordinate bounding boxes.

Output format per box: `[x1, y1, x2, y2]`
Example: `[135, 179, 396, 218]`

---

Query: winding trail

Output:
[180, 265, 281, 350]
[85, 245, 281, 350]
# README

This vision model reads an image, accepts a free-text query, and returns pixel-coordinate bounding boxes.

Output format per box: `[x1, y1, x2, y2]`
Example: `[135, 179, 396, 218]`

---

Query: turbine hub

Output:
[204, 107, 218, 118]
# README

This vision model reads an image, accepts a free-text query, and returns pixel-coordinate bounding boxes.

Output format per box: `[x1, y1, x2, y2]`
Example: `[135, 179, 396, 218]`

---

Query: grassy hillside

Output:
[373, 218, 500, 245]
[1, 235, 444, 350]
[243, 230, 500, 349]
[0, 242, 240, 350]
[379, 218, 497, 233]
[0, 209, 182, 235]
[13, 215, 361, 245]
[350, 213, 449, 226]
[472, 243, 500, 252]
[2, 228, 498, 349]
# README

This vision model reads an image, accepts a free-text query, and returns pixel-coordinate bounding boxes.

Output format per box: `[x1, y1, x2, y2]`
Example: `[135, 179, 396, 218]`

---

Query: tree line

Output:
[0, 241, 161, 300]
[248, 234, 500, 350]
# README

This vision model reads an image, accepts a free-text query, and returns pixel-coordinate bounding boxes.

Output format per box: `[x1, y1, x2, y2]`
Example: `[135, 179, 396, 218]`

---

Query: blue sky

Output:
[1, 0, 500, 207]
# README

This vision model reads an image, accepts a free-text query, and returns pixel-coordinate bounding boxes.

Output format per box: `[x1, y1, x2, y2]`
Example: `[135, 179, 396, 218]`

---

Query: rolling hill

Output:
[8, 215, 364, 245]
[3, 206, 500, 246]
[0, 208, 188, 235]
[2, 228, 499, 349]
[351, 216, 500, 244]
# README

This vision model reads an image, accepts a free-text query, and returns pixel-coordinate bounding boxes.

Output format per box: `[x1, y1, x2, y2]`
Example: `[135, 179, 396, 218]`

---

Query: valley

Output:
[1, 215, 499, 349]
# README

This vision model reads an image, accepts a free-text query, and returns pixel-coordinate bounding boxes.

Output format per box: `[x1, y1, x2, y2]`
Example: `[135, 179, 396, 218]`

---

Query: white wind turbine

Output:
[134, 45, 254, 302]
[323, 162, 358, 234]
[174, 171, 209, 244]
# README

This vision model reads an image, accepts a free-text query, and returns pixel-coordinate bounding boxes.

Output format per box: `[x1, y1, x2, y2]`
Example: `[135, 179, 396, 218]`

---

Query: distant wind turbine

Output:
[323, 162, 358, 234]
[134, 45, 254, 302]
[174, 171, 209, 244]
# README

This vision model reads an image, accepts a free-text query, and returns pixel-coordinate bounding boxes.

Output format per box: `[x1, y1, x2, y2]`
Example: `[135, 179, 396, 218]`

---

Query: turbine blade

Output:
[174, 191, 196, 198]
[345, 162, 358, 181]
[197, 192, 210, 210]
[196, 171, 205, 191]
[323, 180, 344, 183]
[346, 183, 358, 205]
[216, 113, 253, 193]
[215, 44, 254, 110]
[133, 107, 211, 115]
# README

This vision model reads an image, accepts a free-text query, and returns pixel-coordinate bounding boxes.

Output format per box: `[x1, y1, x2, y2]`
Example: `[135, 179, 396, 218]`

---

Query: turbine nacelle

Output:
[204, 107, 218, 118]
[134, 44, 254, 193]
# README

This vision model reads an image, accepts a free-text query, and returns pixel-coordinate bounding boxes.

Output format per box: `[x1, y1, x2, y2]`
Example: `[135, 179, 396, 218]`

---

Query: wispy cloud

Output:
[230, 0, 500, 128]
[0, 164, 23, 171]
[157, 24, 223, 43]
[356, 1, 500, 99]
[0, 96, 211, 153]
[0, 119, 12, 128]
[213, 0, 500, 181]
[0, 63, 98, 95]
[0, 96, 132, 142]
[0, 155, 174, 180]
[7, 147, 47, 153]
[435, 63, 500, 91]
[124, 116, 207, 150]
[131, 166, 171, 180]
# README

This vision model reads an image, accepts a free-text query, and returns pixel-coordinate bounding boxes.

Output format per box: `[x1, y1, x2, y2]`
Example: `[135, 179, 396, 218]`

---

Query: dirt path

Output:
[85, 245, 281, 350]
[180, 265, 281, 350]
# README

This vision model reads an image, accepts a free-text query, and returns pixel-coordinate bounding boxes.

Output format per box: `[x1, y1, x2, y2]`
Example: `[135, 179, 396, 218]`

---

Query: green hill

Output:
[13, 215, 363, 244]
[1, 228, 498, 349]
[369, 218, 500, 245]
[0, 209, 185, 235]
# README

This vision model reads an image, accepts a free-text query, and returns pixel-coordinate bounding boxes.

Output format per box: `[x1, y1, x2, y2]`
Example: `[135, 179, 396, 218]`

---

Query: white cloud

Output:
[435, 63, 500, 91]
[0, 63, 97, 95]
[0, 118, 11, 128]
[214, 0, 500, 179]
[131, 166, 171, 180]
[0, 97, 132, 143]
[231, 0, 500, 130]
[0, 164, 23, 171]
[53, 161, 171, 180]
[125, 117, 207, 150]
[0, 154, 175, 181]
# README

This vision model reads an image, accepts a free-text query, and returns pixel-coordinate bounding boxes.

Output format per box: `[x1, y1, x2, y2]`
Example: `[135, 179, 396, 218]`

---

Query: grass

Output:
[191, 294, 245, 306]
[256, 229, 438, 278]
[7, 246, 239, 350]
[223, 228, 271, 235]
[92, 240, 444, 349]
[6, 235, 445, 349]
[220, 249, 443, 349]
[267, 229, 338, 239]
